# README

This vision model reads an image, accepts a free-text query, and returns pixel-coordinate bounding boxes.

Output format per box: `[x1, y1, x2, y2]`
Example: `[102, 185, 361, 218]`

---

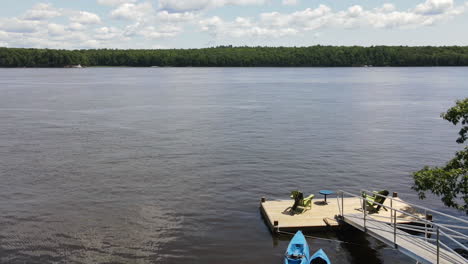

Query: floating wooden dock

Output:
[260, 196, 423, 232]
[260, 191, 468, 264]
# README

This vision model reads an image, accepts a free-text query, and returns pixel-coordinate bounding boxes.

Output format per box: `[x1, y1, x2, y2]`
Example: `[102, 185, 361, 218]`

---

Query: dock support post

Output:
[274, 220, 279, 234]
[261, 197, 265, 203]
[436, 227, 440, 264]
[392, 192, 398, 198]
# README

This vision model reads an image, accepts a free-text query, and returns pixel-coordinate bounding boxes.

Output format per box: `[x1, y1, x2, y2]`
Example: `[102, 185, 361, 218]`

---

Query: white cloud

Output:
[70, 11, 101, 24]
[159, 0, 268, 12]
[94, 26, 123, 40]
[23, 3, 62, 20]
[414, 0, 453, 14]
[0, 31, 8, 40]
[97, 0, 136, 6]
[347, 5, 364, 18]
[259, 5, 331, 29]
[110, 2, 153, 20]
[199, 1, 468, 39]
[282, 0, 298, 6]
[138, 25, 182, 39]
[123, 20, 185, 39]
[82, 39, 101, 48]
[108, 1, 197, 40]
[376, 3, 396, 13]
[200, 16, 298, 38]
[0, 18, 40, 33]
[151, 44, 168, 49]
[48, 23, 67, 36]
[68, 23, 87, 31]
[0, 0, 467, 49]
[156, 10, 198, 23]
[199, 16, 222, 33]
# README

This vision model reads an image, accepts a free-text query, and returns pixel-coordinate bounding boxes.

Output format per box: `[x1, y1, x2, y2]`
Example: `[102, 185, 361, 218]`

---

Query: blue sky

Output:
[0, 0, 467, 49]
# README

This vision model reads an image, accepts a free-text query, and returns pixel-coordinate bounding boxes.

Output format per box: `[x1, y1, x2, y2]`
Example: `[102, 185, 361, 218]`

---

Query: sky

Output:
[0, 0, 467, 49]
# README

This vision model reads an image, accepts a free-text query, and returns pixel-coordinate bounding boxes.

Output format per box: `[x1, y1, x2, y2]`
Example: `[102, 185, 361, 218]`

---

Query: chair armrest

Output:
[362, 192, 375, 202]
[303, 194, 315, 201]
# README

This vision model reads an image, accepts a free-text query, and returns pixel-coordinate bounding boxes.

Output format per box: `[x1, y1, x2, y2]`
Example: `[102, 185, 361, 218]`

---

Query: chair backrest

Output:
[373, 190, 389, 211]
[362, 191, 373, 200]
[291, 191, 304, 200]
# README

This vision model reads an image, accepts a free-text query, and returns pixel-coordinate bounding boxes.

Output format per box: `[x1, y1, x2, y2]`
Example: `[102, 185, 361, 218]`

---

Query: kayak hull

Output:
[310, 249, 331, 264]
[284, 231, 310, 264]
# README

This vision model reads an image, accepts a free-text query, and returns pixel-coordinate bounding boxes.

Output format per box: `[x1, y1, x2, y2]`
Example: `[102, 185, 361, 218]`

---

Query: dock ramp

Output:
[339, 190, 468, 264]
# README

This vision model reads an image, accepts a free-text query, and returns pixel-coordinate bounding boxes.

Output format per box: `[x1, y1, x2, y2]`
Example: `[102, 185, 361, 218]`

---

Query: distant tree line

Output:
[1, 46, 468, 67]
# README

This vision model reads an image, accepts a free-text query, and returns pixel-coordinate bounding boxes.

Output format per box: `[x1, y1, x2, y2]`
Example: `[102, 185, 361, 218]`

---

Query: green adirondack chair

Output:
[362, 190, 389, 213]
[290, 190, 315, 213]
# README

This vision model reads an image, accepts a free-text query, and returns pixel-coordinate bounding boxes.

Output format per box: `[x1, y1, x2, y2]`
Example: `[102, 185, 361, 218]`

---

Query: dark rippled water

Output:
[0, 68, 467, 264]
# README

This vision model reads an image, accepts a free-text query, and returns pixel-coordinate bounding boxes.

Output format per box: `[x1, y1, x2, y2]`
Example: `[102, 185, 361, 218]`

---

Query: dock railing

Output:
[337, 190, 468, 264]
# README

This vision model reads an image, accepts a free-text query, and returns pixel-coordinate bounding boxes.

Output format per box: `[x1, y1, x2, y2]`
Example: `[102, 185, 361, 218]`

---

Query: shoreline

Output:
[2, 46, 468, 67]
[2, 65, 468, 69]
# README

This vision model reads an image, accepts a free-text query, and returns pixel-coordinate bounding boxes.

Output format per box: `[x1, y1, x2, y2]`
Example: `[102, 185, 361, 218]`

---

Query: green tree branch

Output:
[412, 98, 468, 213]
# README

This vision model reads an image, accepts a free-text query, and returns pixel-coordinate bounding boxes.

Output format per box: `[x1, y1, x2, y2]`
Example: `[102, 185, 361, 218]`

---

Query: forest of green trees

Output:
[1, 46, 468, 67]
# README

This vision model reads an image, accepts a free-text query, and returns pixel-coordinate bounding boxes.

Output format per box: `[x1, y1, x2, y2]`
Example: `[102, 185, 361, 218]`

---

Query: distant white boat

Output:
[65, 64, 82, 68]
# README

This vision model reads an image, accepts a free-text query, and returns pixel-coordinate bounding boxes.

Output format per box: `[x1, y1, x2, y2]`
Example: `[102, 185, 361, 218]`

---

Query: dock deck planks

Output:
[260, 196, 423, 232]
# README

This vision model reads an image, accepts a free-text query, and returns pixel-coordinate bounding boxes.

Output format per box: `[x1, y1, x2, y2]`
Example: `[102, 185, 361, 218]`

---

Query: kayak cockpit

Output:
[310, 249, 331, 264]
[310, 257, 329, 264]
[286, 253, 306, 259]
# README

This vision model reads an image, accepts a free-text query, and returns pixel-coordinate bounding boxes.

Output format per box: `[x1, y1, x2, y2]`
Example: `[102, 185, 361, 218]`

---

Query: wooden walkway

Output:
[260, 196, 423, 232]
[343, 213, 467, 264]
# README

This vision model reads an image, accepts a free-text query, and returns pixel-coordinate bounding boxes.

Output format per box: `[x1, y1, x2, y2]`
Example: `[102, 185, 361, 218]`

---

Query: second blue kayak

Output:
[310, 249, 331, 264]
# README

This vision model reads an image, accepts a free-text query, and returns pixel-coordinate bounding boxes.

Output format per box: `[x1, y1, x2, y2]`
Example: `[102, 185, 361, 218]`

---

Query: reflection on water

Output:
[0, 67, 467, 263]
[0, 203, 179, 263]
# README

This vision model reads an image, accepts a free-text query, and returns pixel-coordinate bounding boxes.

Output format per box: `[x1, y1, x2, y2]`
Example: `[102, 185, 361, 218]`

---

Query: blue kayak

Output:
[310, 249, 331, 264]
[284, 231, 310, 264]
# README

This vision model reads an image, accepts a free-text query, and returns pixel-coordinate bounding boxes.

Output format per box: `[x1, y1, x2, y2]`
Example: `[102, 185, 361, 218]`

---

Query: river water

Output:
[0, 67, 467, 264]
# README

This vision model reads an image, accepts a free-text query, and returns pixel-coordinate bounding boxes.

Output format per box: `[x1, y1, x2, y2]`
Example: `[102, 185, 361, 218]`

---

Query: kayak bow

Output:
[284, 231, 310, 264]
[310, 249, 331, 264]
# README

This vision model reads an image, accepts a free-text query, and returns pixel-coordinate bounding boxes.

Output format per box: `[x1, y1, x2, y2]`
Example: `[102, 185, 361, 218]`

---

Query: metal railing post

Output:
[341, 191, 344, 217]
[390, 198, 393, 225]
[393, 209, 397, 248]
[424, 209, 427, 241]
[363, 197, 367, 231]
[436, 227, 440, 264]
